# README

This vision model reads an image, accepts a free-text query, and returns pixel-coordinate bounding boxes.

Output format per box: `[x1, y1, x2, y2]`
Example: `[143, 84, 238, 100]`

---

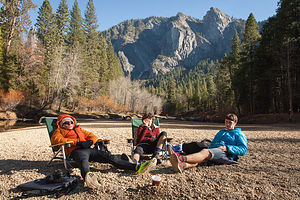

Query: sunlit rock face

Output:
[103, 8, 246, 80]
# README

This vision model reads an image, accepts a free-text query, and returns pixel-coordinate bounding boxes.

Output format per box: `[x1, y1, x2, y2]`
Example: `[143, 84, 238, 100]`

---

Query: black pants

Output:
[134, 131, 167, 155]
[70, 148, 137, 178]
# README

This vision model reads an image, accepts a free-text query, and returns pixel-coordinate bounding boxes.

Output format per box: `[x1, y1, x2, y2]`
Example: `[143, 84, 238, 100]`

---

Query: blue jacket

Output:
[209, 128, 247, 161]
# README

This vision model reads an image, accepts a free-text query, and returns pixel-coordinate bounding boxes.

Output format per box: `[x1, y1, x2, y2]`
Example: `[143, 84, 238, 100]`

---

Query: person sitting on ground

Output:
[132, 113, 167, 163]
[168, 113, 247, 173]
[51, 114, 157, 189]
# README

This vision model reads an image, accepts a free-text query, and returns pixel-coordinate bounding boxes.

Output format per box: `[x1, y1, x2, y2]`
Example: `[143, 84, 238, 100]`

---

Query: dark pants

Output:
[134, 131, 167, 155]
[70, 148, 137, 178]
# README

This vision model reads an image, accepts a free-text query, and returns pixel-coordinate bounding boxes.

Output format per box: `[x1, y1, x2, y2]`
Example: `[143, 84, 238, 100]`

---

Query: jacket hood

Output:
[57, 114, 77, 128]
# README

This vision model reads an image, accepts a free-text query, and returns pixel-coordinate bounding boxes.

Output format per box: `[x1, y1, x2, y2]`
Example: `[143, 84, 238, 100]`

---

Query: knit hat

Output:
[60, 117, 74, 126]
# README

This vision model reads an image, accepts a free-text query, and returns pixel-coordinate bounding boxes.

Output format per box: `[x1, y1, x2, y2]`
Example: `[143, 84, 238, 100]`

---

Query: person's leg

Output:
[70, 148, 91, 178]
[155, 131, 167, 150]
[184, 149, 212, 164]
[89, 148, 137, 171]
[133, 144, 146, 163]
[168, 147, 212, 172]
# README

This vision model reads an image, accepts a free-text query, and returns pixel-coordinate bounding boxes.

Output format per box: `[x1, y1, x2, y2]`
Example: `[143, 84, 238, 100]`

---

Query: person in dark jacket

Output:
[51, 114, 157, 189]
[168, 113, 247, 173]
[132, 113, 167, 163]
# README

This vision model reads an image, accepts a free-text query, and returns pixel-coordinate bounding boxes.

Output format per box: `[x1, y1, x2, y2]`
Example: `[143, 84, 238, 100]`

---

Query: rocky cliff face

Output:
[102, 7, 245, 80]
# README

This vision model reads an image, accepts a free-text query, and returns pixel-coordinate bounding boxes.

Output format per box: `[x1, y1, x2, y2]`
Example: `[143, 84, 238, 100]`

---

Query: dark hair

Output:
[142, 113, 149, 120]
[225, 113, 238, 123]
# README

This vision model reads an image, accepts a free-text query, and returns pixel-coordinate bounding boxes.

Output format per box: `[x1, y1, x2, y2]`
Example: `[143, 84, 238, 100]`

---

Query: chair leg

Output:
[61, 145, 69, 170]
[47, 148, 62, 166]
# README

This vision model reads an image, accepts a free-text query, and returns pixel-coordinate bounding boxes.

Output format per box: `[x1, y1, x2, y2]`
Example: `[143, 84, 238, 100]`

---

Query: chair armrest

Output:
[50, 141, 73, 148]
[97, 139, 111, 144]
[127, 138, 134, 143]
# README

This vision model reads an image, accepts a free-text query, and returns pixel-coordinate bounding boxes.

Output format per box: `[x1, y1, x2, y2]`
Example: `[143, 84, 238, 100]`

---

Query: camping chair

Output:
[39, 116, 110, 171]
[127, 118, 172, 161]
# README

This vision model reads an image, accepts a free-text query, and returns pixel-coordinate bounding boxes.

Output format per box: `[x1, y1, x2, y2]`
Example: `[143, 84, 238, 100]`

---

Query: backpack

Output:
[182, 139, 212, 155]
[17, 169, 78, 198]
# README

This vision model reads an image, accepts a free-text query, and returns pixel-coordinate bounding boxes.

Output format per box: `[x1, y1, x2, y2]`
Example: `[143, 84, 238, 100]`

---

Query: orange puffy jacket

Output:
[50, 114, 98, 156]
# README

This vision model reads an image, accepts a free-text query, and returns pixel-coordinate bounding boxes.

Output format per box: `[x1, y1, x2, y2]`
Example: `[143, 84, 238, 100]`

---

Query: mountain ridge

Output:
[102, 7, 247, 80]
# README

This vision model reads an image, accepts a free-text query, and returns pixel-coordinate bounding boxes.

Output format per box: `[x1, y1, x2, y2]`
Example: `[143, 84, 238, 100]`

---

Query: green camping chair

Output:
[39, 116, 111, 171]
[39, 116, 74, 170]
[127, 118, 172, 161]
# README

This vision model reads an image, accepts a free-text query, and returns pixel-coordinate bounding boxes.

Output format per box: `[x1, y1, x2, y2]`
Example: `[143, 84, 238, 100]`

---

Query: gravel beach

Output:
[0, 119, 299, 199]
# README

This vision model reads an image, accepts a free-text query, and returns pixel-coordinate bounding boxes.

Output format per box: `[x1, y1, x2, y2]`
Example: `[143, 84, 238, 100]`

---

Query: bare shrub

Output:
[108, 77, 163, 114]
[0, 89, 24, 111]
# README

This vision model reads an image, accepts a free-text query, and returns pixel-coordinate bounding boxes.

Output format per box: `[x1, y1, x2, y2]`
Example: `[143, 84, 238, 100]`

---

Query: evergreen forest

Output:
[0, 0, 299, 121]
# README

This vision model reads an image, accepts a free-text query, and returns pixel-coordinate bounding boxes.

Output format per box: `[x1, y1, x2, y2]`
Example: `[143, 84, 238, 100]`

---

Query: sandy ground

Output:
[0, 119, 299, 199]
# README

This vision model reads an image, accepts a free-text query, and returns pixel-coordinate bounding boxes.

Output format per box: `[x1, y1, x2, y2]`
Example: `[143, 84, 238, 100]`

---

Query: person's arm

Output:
[209, 130, 226, 148]
[136, 125, 150, 144]
[80, 128, 98, 144]
[51, 128, 77, 146]
[226, 133, 247, 156]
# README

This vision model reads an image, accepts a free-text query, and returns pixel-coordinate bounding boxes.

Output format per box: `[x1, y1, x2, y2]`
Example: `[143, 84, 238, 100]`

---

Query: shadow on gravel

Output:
[0, 159, 63, 176]
[248, 137, 300, 143]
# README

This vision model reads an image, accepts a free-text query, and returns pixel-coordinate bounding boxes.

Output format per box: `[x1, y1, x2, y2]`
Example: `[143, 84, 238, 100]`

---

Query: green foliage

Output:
[56, 0, 69, 45]
[69, 0, 85, 46]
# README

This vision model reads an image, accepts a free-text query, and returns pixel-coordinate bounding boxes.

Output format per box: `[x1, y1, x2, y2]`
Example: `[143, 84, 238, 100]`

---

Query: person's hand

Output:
[77, 140, 93, 149]
[149, 136, 156, 142]
[217, 146, 227, 151]
[143, 119, 150, 127]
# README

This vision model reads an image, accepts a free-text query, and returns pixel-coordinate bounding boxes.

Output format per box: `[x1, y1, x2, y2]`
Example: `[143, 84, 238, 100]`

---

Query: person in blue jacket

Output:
[168, 113, 247, 173]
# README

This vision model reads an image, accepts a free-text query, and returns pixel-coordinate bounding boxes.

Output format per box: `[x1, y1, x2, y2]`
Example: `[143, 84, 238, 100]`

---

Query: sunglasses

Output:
[63, 121, 74, 125]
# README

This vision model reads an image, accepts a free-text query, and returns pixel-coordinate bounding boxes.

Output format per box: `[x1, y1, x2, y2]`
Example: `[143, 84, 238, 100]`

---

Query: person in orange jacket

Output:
[51, 114, 157, 189]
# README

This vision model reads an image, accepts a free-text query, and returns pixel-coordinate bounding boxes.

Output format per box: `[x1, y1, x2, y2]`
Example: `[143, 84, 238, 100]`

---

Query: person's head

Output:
[57, 114, 76, 130]
[142, 113, 152, 126]
[225, 113, 238, 131]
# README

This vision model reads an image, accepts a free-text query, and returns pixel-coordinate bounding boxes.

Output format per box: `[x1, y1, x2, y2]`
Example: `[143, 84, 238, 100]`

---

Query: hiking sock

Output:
[155, 147, 161, 152]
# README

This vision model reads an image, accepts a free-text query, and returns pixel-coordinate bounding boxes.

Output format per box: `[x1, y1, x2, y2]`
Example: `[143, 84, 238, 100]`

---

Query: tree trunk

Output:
[286, 42, 293, 122]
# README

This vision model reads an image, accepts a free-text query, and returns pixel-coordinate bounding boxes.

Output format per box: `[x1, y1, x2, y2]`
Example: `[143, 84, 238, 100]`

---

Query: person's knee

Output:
[160, 131, 167, 137]
[134, 146, 144, 156]
[201, 149, 212, 159]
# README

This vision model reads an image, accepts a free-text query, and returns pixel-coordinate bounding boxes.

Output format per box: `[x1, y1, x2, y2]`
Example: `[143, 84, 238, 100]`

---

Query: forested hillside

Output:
[0, 0, 299, 121]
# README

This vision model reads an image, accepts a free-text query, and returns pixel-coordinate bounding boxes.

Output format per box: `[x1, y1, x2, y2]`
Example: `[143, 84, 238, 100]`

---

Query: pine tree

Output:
[236, 13, 260, 114]
[83, 0, 101, 97]
[98, 34, 108, 87]
[69, 0, 85, 46]
[106, 40, 124, 80]
[0, 26, 8, 90]
[56, 0, 69, 45]
[35, 0, 58, 66]
[275, 0, 300, 120]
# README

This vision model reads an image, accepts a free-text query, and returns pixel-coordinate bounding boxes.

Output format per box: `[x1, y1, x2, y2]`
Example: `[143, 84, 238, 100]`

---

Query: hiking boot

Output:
[121, 153, 133, 163]
[137, 158, 157, 174]
[168, 146, 184, 173]
[85, 172, 101, 189]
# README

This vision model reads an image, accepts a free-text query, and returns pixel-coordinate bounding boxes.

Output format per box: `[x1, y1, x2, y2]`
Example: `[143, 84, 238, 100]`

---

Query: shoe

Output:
[137, 158, 157, 174]
[168, 145, 184, 173]
[121, 153, 133, 163]
[85, 172, 101, 189]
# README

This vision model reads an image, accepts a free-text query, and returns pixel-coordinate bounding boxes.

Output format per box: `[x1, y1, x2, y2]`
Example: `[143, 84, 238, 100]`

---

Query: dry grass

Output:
[0, 119, 299, 199]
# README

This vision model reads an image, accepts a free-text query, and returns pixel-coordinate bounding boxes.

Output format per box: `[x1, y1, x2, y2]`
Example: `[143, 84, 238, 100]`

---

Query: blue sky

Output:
[30, 0, 279, 31]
